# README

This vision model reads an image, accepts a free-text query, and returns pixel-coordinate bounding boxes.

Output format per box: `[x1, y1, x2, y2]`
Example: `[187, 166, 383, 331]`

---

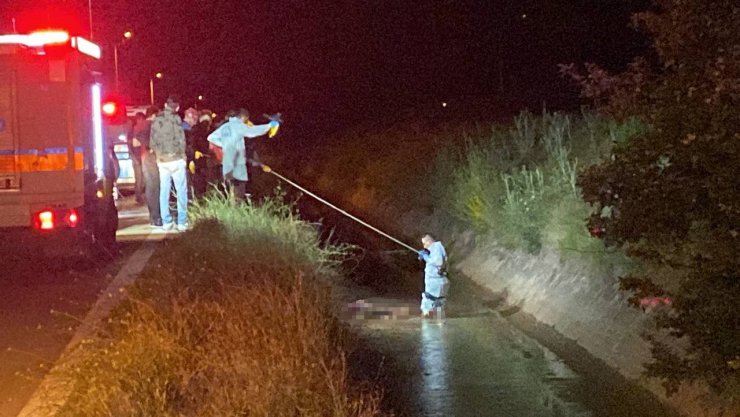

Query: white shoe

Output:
[176, 224, 189, 232]
[162, 222, 174, 231]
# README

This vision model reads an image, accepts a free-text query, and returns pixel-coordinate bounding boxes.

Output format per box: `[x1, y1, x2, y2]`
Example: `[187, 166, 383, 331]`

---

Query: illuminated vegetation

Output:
[53, 192, 384, 417]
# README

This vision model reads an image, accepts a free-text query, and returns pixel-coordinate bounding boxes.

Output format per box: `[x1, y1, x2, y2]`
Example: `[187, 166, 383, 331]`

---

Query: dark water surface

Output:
[353, 311, 678, 417]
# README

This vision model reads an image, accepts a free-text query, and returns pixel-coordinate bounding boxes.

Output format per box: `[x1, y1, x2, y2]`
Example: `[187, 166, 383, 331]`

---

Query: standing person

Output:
[188, 112, 213, 198]
[182, 108, 199, 199]
[206, 108, 279, 201]
[127, 113, 145, 204]
[135, 106, 162, 227]
[150, 96, 188, 231]
[418, 234, 450, 319]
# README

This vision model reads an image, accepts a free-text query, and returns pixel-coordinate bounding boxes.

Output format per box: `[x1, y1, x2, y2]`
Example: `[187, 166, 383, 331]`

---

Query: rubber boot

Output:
[434, 306, 445, 321]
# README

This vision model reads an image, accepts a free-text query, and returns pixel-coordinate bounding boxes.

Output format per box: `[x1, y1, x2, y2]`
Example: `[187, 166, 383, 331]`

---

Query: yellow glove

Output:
[194, 151, 204, 160]
[188, 161, 196, 174]
[268, 124, 280, 138]
[261, 164, 272, 173]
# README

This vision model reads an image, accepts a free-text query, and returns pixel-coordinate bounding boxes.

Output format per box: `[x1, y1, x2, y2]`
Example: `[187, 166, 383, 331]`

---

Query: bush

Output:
[51, 192, 385, 417]
[436, 110, 641, 263]
[574, 0, 739, 402]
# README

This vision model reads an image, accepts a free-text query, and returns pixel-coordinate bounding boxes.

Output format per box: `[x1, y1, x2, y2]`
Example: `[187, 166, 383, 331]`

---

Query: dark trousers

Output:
[190, 158, 209, 199]
[226, 178, 248, 202]
[142, 151, 161, 225]
[131, 147, 144, 203]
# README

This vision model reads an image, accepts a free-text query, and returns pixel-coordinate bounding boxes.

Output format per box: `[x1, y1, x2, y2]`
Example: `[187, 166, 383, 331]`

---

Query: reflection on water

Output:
[359, 312, 676, 417]
[411, 316, 591, 417]
[420, 321, 450, 416]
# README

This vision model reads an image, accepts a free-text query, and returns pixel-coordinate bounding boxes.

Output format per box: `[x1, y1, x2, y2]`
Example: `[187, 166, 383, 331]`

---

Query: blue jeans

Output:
[157, 159, 188, 226]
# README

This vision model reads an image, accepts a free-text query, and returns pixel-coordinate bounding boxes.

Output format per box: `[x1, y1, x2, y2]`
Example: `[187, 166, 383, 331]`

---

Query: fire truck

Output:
[0, 30, 119, 253]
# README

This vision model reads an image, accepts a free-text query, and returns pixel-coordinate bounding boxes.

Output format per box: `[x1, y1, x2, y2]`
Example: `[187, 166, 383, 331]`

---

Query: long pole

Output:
[113, 45, 119, 91]
[263, 167, 418, 253]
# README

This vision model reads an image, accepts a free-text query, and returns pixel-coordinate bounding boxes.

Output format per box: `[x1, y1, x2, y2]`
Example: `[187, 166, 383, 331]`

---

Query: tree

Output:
[573, 0, 739, 403]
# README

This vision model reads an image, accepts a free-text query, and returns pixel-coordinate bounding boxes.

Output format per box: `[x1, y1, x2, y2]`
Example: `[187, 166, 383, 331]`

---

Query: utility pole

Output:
[114, 45, 119, 91]
[87, 0, 93, 39]
[149, 72, 163, 105]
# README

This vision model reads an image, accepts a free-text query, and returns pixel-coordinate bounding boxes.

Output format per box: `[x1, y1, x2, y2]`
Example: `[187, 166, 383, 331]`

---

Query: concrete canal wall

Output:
[446, 229, 729, 417]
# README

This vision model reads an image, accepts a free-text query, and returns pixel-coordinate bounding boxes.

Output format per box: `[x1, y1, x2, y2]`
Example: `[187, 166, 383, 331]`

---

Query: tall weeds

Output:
[438, 110, 642, 266]
[52, 192, 385, 417]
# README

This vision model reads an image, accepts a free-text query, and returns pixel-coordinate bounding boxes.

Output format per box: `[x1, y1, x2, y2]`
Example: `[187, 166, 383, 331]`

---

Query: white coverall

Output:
[206, 117, 273, 182]
[419, 241, 449, 315]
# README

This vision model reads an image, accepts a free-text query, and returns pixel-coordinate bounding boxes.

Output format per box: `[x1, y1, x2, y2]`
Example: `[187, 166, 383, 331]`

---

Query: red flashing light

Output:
[102, 102, 117, 116]
[28, 31, 70, 46]
[37, 210, 54, 230]
[0, 31, 70, 48]
[0, 31, 100, 60]
[101, 98, 128, 124]
[66, 209, 80, 228]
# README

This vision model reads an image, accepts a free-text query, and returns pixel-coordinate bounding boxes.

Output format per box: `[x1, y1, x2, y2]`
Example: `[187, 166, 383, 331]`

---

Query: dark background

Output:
[2, 0, 651, 136]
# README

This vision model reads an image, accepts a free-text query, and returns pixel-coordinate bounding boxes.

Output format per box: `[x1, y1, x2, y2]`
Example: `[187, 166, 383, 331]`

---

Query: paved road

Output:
[0, 198, 153, 417]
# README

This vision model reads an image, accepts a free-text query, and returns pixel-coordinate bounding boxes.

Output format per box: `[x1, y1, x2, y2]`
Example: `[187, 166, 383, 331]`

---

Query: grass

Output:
[434, 110, 642, 268]
[279, 109, 640, 270]
[50, 191, 386, 417]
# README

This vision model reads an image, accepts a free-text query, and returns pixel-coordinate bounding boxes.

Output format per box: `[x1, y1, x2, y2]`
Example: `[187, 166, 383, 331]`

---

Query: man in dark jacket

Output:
[150, 96, 188, 231]
[188, 113, 213, 198]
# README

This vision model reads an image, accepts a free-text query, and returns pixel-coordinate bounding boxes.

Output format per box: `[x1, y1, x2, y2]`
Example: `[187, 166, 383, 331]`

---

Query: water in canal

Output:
[344, 255, 678, 417]
[301, 202, 679, 417]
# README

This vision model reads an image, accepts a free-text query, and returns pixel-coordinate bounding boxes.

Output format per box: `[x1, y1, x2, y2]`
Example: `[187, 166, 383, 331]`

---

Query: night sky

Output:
[2, 0, 650, 134]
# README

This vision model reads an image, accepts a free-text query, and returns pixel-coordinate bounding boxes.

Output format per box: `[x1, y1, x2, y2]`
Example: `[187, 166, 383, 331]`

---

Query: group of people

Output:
[127, 97, 448, 318]
[127, 95, 279, 231]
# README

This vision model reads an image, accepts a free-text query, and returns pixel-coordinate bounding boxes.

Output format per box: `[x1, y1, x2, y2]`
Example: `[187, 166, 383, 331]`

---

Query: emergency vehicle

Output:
[0, 30, 119, 251]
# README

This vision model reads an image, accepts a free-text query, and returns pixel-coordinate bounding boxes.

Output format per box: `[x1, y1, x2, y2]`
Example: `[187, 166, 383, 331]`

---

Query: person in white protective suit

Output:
[206, 108, 279, 200]
[417, 234, 449, 319]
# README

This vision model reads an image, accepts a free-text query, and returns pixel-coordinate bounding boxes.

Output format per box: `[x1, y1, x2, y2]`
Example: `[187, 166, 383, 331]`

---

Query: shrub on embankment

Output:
[51, 194, 385, 417]
[431, 111, 642, 266]
[282, 110, 640, 267]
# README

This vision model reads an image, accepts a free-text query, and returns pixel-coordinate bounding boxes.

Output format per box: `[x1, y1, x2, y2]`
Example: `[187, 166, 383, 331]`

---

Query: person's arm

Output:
[426, 244, 445, 268]
[149, 121, 159, 153]
[207, 125, 224, 147]
[172, 116, 186, 151]
[237, 122, 273, 138]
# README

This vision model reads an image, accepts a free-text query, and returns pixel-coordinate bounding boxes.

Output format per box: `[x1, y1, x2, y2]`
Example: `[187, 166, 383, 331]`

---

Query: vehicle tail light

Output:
[65, 209, 80, 228]
[37, 210, 54, 230]
[102, 101, 117, 116]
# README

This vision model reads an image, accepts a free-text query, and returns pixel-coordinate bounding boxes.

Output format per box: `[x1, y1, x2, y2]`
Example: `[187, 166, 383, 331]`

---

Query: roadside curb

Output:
[16, 233, 162, 417]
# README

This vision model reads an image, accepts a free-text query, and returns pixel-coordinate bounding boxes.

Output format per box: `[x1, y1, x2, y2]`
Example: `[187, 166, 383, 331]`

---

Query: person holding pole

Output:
[252, 164, 451, 319]
[418, 234, 449, 319]
[207, 108, 279, 201]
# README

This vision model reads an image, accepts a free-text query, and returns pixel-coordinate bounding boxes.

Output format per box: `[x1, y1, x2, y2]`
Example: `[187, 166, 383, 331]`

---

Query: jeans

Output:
[142, 151, 161, 225]
[157, 159, 188, 226]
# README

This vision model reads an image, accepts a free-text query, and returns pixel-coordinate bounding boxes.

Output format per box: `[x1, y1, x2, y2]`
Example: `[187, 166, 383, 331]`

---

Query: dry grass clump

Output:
[52, 193, 385, 417]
